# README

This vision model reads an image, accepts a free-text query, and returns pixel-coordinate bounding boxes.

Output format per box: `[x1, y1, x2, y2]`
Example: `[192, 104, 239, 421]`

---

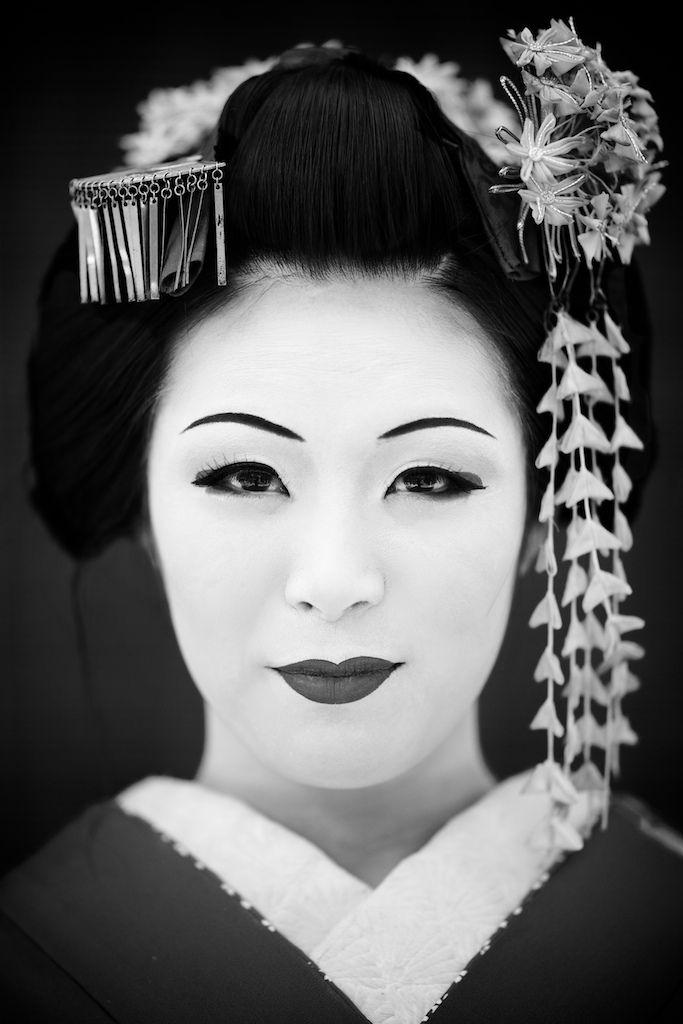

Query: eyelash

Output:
[192, 458, 486, 500]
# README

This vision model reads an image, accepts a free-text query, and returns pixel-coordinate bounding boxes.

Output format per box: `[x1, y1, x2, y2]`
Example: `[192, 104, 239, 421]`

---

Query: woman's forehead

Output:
[166, 276, 507, 404]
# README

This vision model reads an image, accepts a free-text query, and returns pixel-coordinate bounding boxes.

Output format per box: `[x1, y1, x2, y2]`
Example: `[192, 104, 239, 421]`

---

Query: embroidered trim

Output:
[145, 813, 570, 1024]
[153, 825, 366, 1009]
[119, 772, 602, 1024]
[419, 846, 577, 1021]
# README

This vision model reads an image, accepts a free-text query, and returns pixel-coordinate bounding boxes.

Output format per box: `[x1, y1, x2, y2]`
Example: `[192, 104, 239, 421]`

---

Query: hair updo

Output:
[27, 43, 655, 560]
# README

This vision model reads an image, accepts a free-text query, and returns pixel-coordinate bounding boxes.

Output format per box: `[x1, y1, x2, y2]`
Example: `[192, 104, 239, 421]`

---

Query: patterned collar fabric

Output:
[118, 770, 599, 1024]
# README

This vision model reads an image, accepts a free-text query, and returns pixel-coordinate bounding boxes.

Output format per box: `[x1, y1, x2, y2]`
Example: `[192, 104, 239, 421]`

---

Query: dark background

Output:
[1, 3, 681, 875]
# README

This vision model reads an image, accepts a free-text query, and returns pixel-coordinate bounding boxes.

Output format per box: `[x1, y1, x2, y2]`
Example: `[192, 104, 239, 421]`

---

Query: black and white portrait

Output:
[1, 4, 682, 1020]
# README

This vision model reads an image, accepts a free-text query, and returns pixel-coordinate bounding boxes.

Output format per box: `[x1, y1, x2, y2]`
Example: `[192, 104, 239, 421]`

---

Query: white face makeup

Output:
[146, 276, 529, 789]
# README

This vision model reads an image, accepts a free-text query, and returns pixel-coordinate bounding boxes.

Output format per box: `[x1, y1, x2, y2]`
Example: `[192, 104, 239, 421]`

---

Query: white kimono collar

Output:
[118, 770, 599, 1024]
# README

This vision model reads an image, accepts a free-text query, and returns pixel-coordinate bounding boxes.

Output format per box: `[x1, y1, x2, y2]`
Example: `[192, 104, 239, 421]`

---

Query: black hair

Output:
[27, 43, 654, 560]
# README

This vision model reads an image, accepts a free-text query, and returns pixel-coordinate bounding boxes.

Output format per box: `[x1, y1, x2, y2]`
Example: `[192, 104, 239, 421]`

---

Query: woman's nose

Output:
[284, 505, 386, 621]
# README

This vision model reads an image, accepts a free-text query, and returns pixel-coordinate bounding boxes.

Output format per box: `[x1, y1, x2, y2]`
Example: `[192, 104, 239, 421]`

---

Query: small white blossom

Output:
[120, 50, 519, 168]
[120, 58, 277, 166]
[394, 54, 516, 164]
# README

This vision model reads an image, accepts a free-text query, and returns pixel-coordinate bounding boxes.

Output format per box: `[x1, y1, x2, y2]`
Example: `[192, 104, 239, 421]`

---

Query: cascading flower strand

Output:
[491, 17, 664, 849]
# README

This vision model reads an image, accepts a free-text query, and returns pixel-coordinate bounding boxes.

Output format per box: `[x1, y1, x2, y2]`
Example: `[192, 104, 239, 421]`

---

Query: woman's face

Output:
[146, 276, 529, 788]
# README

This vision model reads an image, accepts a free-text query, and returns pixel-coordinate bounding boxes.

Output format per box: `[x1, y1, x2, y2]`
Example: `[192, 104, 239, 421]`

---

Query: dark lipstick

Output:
[272, 656, 402, 704]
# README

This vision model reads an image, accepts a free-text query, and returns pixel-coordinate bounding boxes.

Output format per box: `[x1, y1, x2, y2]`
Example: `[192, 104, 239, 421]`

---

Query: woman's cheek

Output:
[151, 506, 275, 683]
[167, 536, 276, 633]
[409, 491, 523, 597]
[408, 511, 524, 678]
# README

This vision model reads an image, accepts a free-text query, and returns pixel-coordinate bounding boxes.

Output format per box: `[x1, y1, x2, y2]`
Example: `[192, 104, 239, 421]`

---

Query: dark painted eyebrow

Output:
[182, 412, 495, 441]
[377, 417, 496, 440]
[182, 413, 305, 440]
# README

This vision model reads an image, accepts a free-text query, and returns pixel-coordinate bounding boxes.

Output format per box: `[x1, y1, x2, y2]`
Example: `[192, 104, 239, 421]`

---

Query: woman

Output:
[2, 27, 682, 1023]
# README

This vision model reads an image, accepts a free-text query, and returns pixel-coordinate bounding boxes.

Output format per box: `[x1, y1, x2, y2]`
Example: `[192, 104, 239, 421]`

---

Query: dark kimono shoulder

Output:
[1, 791, 682, 1024]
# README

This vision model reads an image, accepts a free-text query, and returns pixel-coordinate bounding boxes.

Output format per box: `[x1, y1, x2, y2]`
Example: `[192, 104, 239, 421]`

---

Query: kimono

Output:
[1, 768, 682, 1023]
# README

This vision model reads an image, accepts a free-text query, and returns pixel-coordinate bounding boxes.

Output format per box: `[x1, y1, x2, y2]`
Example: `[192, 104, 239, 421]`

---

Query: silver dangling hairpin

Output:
[69, 159, 227, 302]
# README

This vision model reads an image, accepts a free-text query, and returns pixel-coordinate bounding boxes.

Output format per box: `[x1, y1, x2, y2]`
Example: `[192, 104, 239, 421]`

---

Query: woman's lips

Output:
[272, 657, 403, 704]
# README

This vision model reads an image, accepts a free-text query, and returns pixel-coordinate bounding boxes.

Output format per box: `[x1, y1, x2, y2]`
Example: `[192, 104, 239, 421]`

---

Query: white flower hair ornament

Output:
[488, 17, 664, 854]
[119, 43, 518, 168]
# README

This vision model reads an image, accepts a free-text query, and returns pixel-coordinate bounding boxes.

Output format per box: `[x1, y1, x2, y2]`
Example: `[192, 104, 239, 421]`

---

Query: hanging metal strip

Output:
[102, 200, 122, 303]
[72, 202, 89, 303]
[213, 164, 227, 286]
[87, 207, 107, 302]
[82, 201, 99, 302]
[121, 185, 146, 301]
[111, 200, 136, 302]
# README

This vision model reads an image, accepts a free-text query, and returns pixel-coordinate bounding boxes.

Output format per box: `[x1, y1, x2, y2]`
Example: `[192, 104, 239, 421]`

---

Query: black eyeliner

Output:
[192, 461, 486, 497]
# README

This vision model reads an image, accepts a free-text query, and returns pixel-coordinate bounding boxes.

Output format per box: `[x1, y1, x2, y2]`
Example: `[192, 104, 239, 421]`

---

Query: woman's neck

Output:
[195, 704, 497, 888]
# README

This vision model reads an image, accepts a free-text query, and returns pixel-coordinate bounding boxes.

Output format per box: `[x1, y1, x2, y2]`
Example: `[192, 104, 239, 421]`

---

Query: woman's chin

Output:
[255, 731, 430, 790]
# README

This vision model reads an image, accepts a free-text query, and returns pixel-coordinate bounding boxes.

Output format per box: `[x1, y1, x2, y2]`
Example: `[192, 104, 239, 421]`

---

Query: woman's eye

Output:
[192, 462, 288, 495]
[388, 466, 485, 498]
